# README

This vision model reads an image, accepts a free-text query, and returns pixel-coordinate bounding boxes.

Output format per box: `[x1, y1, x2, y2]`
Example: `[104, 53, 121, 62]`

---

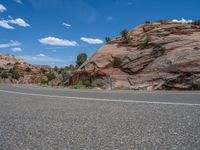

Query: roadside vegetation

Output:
[39, 52, 88, 87]
[0, 67, 22, 80]
[72, 81, 94, 89]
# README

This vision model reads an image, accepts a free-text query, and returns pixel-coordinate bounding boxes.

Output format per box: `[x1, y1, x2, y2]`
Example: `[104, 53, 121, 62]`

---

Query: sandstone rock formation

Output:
[71, 21, 200, 90]
[0, 54, 50, 84]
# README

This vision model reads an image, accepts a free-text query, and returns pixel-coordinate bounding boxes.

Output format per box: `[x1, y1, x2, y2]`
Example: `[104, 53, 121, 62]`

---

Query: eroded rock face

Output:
[71, 21, 200, 90]
[0, 54, 50, 84]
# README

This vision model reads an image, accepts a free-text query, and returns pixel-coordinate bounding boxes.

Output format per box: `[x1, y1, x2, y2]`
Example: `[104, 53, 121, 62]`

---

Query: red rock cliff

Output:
[71, 21, 200, 90]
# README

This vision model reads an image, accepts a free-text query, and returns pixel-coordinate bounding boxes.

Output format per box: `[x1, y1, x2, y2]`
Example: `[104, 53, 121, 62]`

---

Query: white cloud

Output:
[62, 22, 71, 28]
[172, 18, 193, 24]
[0, 20, 14, 29]
[39, 37, 77, 46]
[36, 53, 46, 57]
[11, 47, 22, 52]
[14, 0, 23, 4]
[0, 4, 7, 13]
[8, 18, 30, 27]
[80, 37, 103, 44]
[0, 17, 30, 29]
[0, 40, 21, 49]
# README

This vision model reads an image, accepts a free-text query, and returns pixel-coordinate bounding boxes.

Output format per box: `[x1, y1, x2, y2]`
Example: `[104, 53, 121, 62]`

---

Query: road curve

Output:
[0, 84, 200, 149]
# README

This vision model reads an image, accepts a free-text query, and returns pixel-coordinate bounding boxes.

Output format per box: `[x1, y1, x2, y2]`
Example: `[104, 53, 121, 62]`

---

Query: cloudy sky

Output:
[0, 0, 199, 66]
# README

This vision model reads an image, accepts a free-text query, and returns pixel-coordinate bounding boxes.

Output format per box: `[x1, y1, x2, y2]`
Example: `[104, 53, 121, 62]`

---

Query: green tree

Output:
[76, 53, 88, 67]
[120, 29, 129, 38]
[11, 70, 21, 80]
[105, 37, 111, 44]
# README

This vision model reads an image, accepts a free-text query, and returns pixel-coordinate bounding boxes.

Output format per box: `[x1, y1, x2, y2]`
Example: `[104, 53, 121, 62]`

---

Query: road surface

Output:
[0, 84, 200, 149]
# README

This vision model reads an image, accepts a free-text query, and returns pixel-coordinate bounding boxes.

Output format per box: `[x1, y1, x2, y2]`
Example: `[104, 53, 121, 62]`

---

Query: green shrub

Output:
[73, 80, 93, 89]
[124, 36, 133, 44]
[73, 81, 86, 89]
[11, 70, 21, 80]
[120, 29, 133, 44]
[45, 72, 56, 81]
[40, 80, 49, 85]
[1, 71, 8, 79]
[14, 62, 20, 66]
[151, 44, 165, 56]
[139, 36, 151, 49]
[105, 37, 111, 44]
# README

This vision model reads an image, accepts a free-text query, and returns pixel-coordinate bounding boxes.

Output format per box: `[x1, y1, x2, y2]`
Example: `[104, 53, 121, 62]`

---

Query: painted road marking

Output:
[0, 89, 200, 106]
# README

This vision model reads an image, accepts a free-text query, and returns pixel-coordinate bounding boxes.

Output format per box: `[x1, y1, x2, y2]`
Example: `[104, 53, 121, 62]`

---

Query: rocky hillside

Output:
[0, 54, 50, 84]
[71, 21, 200, 90]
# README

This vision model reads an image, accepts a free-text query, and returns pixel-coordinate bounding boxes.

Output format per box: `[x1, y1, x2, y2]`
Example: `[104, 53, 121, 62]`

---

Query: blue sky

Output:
[0, 0, 199, 67]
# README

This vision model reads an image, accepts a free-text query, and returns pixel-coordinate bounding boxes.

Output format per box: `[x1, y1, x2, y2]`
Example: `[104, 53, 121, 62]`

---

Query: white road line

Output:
[0, 89, 200, 106]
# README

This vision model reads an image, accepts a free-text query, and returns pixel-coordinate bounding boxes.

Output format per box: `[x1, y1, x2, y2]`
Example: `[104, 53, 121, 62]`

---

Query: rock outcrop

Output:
[71, 21, 200, 90]
[0, 54, 50, 84]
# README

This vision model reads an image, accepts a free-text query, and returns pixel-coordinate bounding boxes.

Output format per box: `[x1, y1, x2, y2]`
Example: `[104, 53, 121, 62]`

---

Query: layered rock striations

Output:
[71, 21, 200, 90]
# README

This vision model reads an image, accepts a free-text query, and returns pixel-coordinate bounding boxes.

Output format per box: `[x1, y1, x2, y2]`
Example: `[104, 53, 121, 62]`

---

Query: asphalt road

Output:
[0, 84, 200, 149]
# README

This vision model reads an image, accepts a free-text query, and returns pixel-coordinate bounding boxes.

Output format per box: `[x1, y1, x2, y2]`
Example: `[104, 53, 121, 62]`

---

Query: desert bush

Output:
[11, 70, 20, 80]
[9, 68, 14, 74]
[151, 43, 166, 56]
[1, 71, 8, 79]
[120, 29, 129, 38]
[14, 62, 20, 66]
[139, 36, 151, 49]
[120, 29, 133, 44]
[73, 80, 93, 89]
[105, 37, 111, 44]
[25, 67, 31, 72]
[73, 81, 86, 89]
[45, 72, 56, 81]
[40, 80, 48, 85]
[124, 36, 133, 44]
